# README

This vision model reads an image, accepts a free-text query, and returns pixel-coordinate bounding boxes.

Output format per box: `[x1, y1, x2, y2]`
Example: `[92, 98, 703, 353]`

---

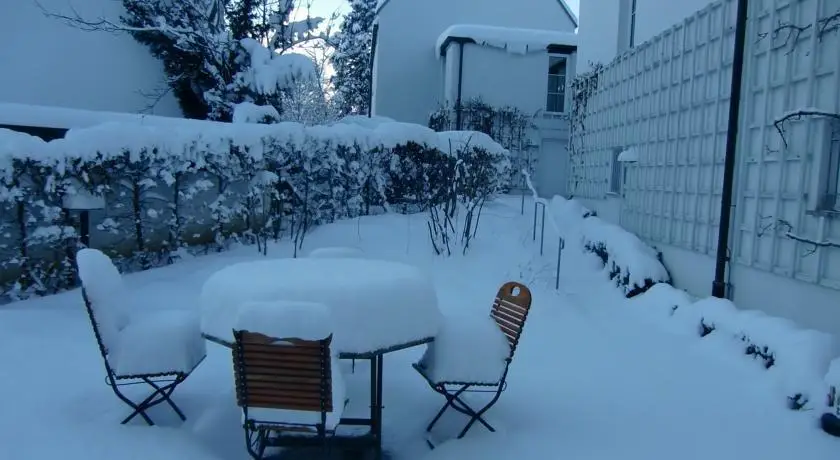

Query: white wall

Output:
[629, 0, 714, 48]
[576, 0, 620, 72]
[577, 0, 714, 72]
[0, 0, 182, 118]
[373, 0, 577, 125]
[459, 45, 549, 115]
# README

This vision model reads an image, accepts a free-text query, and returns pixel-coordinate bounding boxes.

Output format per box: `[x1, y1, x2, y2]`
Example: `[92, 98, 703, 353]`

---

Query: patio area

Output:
[1, 197, 838, 460]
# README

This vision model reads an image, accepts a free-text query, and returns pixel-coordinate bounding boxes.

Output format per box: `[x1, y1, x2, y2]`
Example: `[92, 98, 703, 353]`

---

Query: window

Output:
[610, 148, 623, 194]
[629, 0, 637, 48]
[820, 119, 840, 211]
[546, 56, 567, 113]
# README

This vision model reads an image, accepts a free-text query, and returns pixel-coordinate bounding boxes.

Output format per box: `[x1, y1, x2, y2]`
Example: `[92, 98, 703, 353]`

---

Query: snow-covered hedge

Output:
[547, 196, 669, 297]
[630, 283, 839, 411]
[0, 119, 509, 300]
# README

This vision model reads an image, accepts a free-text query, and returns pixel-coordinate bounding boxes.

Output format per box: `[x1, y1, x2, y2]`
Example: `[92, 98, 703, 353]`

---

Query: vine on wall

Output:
[568, 62, 605, 197]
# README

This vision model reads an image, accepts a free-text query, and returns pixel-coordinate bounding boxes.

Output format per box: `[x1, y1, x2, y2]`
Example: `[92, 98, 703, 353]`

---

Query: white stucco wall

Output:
[459, 45, 550, 116]
[577, 0, 714, 72]
[0, 0, 182, 118]
[576, 0, 620, 72]
[373, 0, 577, 125]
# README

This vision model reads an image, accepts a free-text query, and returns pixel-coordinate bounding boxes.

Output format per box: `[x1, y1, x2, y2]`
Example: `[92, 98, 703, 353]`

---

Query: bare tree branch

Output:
[757, 216, 840, 257]
[773, 109, 840, 148]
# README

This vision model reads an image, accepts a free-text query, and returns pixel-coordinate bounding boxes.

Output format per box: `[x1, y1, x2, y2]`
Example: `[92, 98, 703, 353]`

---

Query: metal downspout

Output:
[712, 0, 750, 298]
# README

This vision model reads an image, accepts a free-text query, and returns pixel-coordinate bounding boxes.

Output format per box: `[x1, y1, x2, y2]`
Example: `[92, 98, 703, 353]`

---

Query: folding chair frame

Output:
[82, 288, 204, 426]
[415, 281, 532, 447]
[413, 362, 511, 442]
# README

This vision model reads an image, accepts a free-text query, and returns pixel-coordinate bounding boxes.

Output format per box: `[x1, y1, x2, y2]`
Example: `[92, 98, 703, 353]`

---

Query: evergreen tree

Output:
[120, 0, 235, 119]
[330, 0, 377, 116]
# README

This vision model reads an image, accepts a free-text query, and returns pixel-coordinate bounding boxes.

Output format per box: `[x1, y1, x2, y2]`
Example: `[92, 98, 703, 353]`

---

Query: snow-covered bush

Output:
[545, 195, 668, 297]
[581, 216, 670, 297]
[0, 119, 508, 299]
[633, 284, 839, 412]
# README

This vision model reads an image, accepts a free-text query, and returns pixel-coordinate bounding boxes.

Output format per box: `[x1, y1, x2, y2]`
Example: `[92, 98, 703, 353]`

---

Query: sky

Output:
[302, 0, 581, 26]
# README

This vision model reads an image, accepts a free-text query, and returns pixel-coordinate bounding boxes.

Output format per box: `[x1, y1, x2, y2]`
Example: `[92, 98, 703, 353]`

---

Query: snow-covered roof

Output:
[436, 24, 577, 56]
[376, 0, 578, 27]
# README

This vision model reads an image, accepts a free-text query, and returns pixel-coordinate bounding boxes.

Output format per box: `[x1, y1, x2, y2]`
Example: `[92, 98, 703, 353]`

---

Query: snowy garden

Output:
[2, 0, 840, 458]
[3, 104, 840, 458]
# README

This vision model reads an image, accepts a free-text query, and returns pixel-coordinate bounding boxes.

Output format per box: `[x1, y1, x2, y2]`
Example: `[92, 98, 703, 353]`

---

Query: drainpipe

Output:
[455, 40, 466, 130]
[712, 0, 749, 299]
[367, 23, 379, 117]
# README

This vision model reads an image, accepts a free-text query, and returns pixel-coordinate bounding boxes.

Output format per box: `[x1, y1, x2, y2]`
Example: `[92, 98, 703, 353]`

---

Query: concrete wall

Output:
[0, 0, 182, 116]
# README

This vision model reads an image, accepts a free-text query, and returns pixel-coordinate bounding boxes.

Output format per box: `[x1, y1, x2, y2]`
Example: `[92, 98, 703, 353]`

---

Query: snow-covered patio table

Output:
[199, 257, 442, 455]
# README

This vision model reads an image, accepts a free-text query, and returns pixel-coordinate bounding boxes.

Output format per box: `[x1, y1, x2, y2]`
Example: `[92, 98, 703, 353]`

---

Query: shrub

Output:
[0, 119, 509, 299]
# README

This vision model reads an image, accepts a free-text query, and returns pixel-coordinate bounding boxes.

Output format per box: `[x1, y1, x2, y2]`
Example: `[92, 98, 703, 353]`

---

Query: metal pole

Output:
[80, 210, 90, 248]
[555, 237, 565, 290]
[532, 202, 538, 241]
[540, 204, 546, 255]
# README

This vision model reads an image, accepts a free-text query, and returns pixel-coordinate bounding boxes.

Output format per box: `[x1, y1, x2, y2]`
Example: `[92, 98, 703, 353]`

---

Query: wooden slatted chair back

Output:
[490, 282, 532, 358]
[232, 330, 333, 413]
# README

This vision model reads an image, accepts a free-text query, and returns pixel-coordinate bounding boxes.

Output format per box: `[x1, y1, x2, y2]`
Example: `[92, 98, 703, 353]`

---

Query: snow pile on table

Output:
[235, 300, 334, 341]
[417, 314, 511, 384]
[201, 258, 442, 355]
[545, 195, 669, 297]
[308, 246, 366, 259]
[436, 24, 577, 55]
[76, 248, 206, 375]
[232, 102, 280, 124]
[633, 284, 839, 410]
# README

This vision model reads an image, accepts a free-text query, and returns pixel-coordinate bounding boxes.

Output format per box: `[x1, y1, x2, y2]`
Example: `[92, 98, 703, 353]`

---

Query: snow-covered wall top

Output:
[436, 24, 578, 56]
[0, 103, 204, 132]
[0, 0, 182, 119]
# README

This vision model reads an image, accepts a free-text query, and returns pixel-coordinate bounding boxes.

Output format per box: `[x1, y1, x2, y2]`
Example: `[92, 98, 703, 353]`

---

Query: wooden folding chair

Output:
[232, 330, 346, 459]
[77, 249, 205, 426]
[413, 281, 532, 443]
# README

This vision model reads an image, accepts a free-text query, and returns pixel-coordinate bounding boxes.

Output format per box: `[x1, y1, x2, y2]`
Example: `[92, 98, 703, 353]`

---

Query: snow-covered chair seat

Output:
[413, 281, 532, 444]
[307, 246, 366, 259]
[76, 248, 206, 426]
[232, 300, 348, 460]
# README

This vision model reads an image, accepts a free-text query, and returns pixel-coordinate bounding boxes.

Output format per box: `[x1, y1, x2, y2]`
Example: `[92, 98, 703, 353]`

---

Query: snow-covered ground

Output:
[1, 196, 838, 459]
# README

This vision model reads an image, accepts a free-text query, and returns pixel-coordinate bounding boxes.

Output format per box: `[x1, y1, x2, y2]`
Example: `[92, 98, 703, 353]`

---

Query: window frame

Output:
[806, 117, 840, 215]
[819, 118, 840, 212]
[609, 148, 623, 195]
[629, 0, 637, 49]
[545, 54, 568, 114]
